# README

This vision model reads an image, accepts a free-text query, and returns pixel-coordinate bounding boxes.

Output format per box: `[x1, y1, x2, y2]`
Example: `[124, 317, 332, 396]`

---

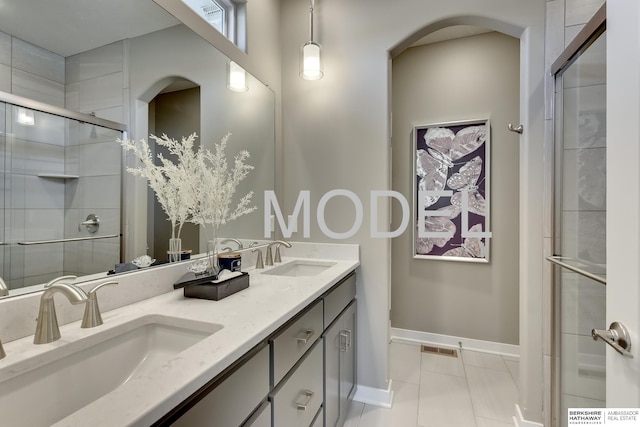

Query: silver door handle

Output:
[296, 329, 315, 344]
[592, 321, 633, 358]
[340, 331, 348, 352]
[296, 390, 314, 410]
[345, 329, 352, 347]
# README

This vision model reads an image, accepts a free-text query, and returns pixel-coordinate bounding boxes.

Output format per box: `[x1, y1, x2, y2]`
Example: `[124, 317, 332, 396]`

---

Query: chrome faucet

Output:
[220, 238, 244, 251]
[265, 241, 292, 266]
[81, 281, 118, 328]
[34, 276, 87, 344]
[0, 276, 8, 297]
[250, 242, 265, 269]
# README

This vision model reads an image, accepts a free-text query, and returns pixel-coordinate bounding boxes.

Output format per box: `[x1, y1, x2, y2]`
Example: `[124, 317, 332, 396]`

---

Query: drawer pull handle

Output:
[340, 331, 349, 352]
[296, 329, 315, 344]
[296, 390, 314, 410]
[345, 329, 352, 347]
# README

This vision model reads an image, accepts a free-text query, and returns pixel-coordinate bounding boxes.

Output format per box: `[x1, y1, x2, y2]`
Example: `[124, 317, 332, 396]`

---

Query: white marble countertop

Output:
[0, 250, 359, 427]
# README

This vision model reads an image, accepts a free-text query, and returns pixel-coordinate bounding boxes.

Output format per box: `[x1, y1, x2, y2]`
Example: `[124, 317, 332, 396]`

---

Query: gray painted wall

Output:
[390, 32, 520, 345]
[279, 2, 545, 418]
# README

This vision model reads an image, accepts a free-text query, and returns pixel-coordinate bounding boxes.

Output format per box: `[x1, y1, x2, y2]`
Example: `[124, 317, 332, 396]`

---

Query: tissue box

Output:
[173, 271, 250, 301]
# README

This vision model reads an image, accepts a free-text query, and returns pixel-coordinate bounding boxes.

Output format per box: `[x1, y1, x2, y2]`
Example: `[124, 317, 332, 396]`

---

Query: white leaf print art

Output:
[447, 156, 486, 217]
[415, 206, 457, 255]
[416, 148, 448, 208]
[416, 125, 487, 208]
[443, 224, 486, 258]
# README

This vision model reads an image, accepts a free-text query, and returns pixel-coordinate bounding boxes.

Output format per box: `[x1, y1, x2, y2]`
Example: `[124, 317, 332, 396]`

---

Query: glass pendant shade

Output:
[16, 107, 35, 126]
[300, 41, 323, 80]
[228, 61, 248, 92]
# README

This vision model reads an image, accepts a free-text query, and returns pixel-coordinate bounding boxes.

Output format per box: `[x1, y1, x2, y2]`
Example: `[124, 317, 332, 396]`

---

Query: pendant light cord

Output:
[309, 0, 315, 42]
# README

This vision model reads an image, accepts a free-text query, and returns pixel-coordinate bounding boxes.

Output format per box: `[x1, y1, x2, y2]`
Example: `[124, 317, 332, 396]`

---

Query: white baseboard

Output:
[391, 327, 520, 358]
[514, 404, 544, 427]
[353, 380, 395, 408]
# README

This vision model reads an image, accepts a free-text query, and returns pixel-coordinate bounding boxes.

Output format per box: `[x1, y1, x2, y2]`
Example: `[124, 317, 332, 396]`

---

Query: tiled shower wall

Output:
[0, 31, 123, 286]
[544, 1, 606, 426]
[64, 42, 125, 276]
[0, 30, 67, 287]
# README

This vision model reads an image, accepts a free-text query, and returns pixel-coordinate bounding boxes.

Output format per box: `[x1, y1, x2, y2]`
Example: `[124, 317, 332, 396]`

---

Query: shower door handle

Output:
[592, 321, 633, 358]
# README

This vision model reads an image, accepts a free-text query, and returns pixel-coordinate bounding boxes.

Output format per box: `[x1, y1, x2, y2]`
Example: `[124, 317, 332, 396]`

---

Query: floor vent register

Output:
[420, 345, 459, 358]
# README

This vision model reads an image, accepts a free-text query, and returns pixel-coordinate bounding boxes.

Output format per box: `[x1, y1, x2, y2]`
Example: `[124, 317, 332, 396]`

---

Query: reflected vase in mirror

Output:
[169, 238, 182, 263]
[168, 238, 191, 262]
[206, 239, 219, 276]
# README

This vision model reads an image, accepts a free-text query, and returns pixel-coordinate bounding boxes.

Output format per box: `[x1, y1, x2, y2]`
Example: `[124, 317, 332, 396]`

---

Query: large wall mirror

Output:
[0, 0, 275, 297]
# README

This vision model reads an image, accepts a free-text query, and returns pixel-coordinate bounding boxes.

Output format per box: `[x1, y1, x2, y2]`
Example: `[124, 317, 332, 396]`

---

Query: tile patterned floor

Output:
[344, 341, 519, 427]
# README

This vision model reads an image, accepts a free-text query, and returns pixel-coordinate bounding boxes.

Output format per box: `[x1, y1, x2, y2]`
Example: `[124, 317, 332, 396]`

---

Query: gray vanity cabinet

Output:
[270, 300, 323, 386]
[162, 271, 357, 427]
[323, 273, 357, 427]
[269, 299, 324, 427]
[270, 341, 323, 427]
[340, 302, 357, 418]
[171, 344, 270, 427]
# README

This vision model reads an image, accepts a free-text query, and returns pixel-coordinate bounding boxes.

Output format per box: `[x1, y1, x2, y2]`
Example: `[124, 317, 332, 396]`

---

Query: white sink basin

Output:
[261, 260, 337, 277]
[0, 315, 222, 427]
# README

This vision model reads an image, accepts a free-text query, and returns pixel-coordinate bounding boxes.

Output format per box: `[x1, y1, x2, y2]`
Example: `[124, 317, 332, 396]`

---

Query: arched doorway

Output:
[389, 25, 521, 425]
[146, 79, 201, 261]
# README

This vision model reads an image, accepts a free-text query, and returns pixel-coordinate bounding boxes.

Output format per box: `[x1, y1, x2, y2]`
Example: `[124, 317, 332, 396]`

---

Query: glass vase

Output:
[169, 237, 182, 263]
[207, 238, 219, 276]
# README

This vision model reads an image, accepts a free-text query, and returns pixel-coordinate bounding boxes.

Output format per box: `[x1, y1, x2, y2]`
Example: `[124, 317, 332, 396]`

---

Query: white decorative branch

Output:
[118, 132, 256, 244]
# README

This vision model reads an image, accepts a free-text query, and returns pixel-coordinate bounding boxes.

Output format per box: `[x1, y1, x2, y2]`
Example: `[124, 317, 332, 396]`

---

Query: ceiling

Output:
[0, 0, 180, 57]
[0, 2, 493, 63]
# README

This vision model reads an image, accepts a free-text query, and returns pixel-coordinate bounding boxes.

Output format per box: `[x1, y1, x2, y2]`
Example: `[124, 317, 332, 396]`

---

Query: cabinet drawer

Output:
[173, 345, 269, 427]
[271, 341, 323, 427]
[271, 300, 323, 385]
[324, 272, 356, 328]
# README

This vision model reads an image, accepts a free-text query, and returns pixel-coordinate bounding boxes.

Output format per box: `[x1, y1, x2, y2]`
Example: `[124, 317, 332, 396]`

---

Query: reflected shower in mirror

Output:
[0, 98, 125, 293]
[0, 0, 275, 297]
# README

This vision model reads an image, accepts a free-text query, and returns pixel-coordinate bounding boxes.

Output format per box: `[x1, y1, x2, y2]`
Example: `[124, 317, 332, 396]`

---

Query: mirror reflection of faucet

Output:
[0, 277, 6, 358]
[0, 276, 8, 297]
[220, 238, 244, 251]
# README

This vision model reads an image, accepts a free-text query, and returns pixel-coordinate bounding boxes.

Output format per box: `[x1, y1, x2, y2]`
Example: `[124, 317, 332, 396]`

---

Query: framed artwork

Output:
[412, 119, 491, 262]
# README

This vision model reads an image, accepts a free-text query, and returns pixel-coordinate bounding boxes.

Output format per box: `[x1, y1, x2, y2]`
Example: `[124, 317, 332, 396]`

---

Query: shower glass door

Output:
[0, 98, 123, 293]
[552, 22, 606, 427]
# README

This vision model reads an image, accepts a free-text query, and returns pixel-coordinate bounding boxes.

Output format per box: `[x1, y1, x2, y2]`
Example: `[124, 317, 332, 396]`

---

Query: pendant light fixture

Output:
[228, 61, 248, 92]
[300, 0, 323, 80]
[16, 107, 35, 126]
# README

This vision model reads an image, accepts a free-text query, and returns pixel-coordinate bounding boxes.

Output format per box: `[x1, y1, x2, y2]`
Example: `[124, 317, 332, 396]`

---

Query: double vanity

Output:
[0, 243, 359, 427]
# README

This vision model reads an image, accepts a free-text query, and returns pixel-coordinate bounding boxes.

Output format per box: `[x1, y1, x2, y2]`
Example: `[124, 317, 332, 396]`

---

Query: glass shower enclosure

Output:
[550, 10, 606, 427]
[0, 92, 125, 293]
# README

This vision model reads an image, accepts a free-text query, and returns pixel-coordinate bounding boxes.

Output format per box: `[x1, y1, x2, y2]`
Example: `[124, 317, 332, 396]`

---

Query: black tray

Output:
[173, 271, 249, 301]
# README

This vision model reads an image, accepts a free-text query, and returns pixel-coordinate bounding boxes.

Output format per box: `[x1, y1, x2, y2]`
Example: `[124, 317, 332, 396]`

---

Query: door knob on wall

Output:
[592, 321, 633, 358]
